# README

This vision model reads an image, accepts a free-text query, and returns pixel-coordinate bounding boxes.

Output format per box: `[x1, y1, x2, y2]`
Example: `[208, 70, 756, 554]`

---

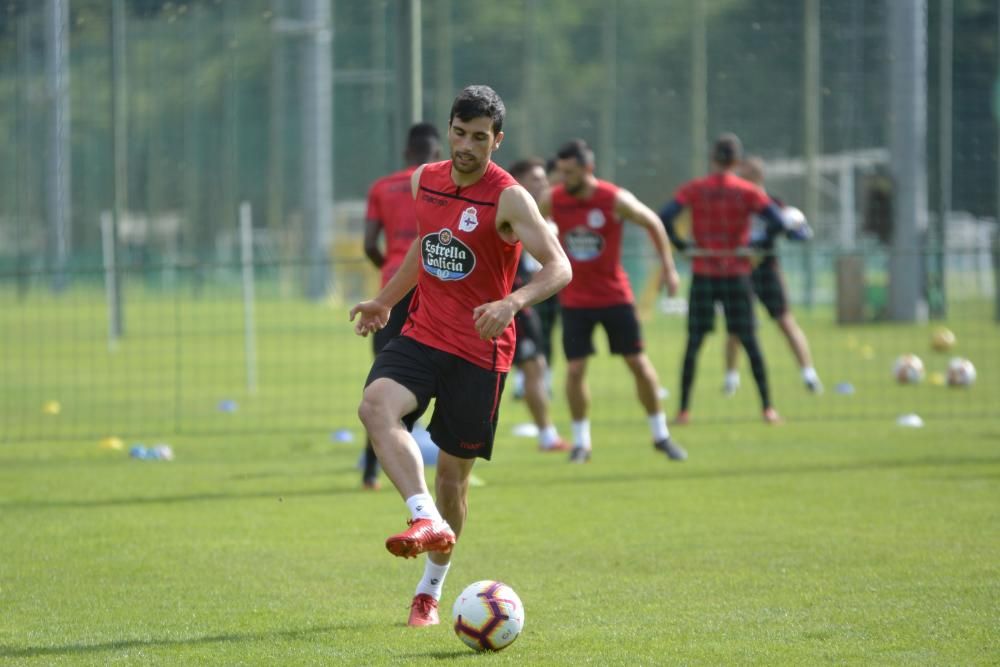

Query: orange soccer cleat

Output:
[762, 407, 783, 424]
[385, 518, 456, 559]
[674, 410, 691, 426]
[407, 593, 440, 627]
[540, 437, 571, 452]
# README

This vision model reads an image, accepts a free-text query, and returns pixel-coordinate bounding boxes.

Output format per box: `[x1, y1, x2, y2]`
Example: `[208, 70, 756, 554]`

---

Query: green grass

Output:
[1, 283, 998, 664]
[1, 417, 998, 664]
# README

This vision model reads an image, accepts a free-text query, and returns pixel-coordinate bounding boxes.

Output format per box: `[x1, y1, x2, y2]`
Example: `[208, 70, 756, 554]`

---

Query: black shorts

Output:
[561, 303, 643, 360]
[687, 274, 757, 337]
[365, 335, 506, 461]
[372, 289, 415, 354]
[514, 308, 544, 365]
[750, 260, 788, 319]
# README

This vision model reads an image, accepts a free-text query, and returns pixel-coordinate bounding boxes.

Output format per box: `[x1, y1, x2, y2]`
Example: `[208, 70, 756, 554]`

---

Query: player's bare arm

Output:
[471, 185, 571, 341]
[616, 189, 680, 296]
[363, 218, 386, 268]
[348, 165, 428, 337]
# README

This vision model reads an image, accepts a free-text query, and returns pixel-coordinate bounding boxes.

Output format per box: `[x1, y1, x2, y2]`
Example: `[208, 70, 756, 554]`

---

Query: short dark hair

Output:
[508, 157, 545, 180]
[450, 85, 505, 134]
[406, 122, 440, 162]
[712, 133, 743, 167]
[556, 139, 595, 167]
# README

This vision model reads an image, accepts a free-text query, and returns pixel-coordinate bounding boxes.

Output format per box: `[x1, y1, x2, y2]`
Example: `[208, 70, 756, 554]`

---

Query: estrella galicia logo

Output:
[422, 229, 476, 280]
[564, 226, 605, 262]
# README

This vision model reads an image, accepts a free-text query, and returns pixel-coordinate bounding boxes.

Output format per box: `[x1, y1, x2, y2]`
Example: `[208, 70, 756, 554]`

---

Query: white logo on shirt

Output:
[458, 206, 479, 232]
[587, 209, 606, 229]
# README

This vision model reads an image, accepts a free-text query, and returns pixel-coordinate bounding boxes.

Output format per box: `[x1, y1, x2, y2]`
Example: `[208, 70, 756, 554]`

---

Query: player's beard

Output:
[452, 150, 482, 174]
[563, 178, 584, 196]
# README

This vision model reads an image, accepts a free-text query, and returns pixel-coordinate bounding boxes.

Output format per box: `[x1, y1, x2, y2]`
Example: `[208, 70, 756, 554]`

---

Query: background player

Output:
[350, 85, 571, 627]
[541, 139, 685, 463]
[360, 122, 441, 489]
[508, 157, 569, 452]
[721, 156, 822, 396]
[660, 134, 792, 424]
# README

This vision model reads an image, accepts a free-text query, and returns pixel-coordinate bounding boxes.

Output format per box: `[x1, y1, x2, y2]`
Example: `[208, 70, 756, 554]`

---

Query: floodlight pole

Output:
[109, 0, 126, 336]
[45, 0, 71, 294]
[803, 0, 821, 310]
[690, 0, 708, 178]
[933, 0, 953, 318]
[887, 0, 929, 322]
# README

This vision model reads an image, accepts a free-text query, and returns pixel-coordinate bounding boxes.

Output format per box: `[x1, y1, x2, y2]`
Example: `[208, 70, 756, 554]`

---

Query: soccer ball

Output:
[893, 354, 925, 384]
[452, 580, 524, 652]
[946, 357, 976, 387]
[930, 327, 956, 352]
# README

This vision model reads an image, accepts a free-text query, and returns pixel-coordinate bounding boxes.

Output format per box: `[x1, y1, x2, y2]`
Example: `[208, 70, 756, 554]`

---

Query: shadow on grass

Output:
[5, 455, 999, 511]
[0, 624, 353, 659]
[0, 485, 358, 510]
[500, 454, 1000, 489]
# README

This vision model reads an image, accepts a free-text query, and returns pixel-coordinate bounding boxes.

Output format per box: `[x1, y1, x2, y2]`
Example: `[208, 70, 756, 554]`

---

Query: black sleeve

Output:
[659, 199, 688, 251]
[758, 203, 788, 243]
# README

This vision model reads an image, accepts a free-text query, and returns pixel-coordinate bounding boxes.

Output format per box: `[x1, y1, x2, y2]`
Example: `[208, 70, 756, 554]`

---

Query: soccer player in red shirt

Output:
[721, 156, 822, 397]
[508, 157, 570, 453]
[541, 139, 686, 464]
[660, 134, 792, 424]
[350, 86, 571, 627]
[360, 122, 442, 490]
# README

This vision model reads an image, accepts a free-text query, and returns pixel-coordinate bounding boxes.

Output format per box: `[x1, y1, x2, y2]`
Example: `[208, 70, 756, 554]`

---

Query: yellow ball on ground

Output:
[42, 401, 61, 415]
[931, 327, 956, 352]
[99, 436, 124, 451]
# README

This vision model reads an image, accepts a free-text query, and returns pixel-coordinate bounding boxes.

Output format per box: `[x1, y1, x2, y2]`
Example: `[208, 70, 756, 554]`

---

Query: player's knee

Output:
[357, 391, 386, 432]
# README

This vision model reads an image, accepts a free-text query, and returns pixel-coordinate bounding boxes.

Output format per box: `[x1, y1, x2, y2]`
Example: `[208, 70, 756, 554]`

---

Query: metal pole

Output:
[599, 0, 617, 181]
[240, 202, 258, 394]
[410, 0, 422, 124]
[301, 0, 333, 300]
[690, 0, 707, 177]
[935, 0, 953, 318]
[803, 0, 821, 310]
[887, 0, 929, 322]
[101, 212, 120, 351]
[109, 0, 126, 334]
[45, 0, 71, 293]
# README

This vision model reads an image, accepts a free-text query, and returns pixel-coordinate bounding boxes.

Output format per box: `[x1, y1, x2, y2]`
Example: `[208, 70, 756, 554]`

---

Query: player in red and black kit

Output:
[541, 139, 686, 464]
[360, 122, 442, 490]
[660, 134, 793, 424]
[720, 156, 821, 396]
[350, 86, 571, 628]
[507, 158, 569, 452]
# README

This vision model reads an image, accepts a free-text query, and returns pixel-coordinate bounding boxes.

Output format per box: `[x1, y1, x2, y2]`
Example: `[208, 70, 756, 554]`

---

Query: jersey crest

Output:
[458, 206, 480, 232]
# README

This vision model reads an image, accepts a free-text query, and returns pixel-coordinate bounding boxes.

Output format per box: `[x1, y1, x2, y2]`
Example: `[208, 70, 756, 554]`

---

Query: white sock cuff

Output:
[405, 493, 440, 522]
[649, 412, 669, 441]
[571, 419, 591, 449]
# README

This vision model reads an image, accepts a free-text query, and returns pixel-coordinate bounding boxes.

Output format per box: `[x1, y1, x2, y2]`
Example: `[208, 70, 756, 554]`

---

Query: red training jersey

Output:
[403, 160, 522, 372]
[366, 165, 420, 287]
[550, 180, 632, 308]
[675, 172, 770, 276]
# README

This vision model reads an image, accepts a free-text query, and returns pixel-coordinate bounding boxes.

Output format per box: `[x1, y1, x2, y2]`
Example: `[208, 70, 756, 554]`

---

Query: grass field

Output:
[1, 283, 998, 664]
[1, 414, 998, 664]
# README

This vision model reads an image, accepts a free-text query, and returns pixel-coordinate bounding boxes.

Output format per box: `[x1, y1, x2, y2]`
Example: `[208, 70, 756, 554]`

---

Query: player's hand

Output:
[662, 267, 681, 297]
[472, 298, 518, 341]
[349, 299, 390, 337]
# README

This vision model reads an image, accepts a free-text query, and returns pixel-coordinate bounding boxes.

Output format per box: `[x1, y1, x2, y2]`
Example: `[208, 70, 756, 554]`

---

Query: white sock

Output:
[571, 419, 591, 450]
[802, 366, 819, 383]
[725, 370, 740, 386]
[539, 424, 559, 449]
[415, 558, 451, 600]
[405, 493, 442, 522]
[649, 412, 670, 442]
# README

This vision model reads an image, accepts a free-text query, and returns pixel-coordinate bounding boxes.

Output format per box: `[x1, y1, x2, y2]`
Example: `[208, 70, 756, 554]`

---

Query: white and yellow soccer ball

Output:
[452, 580, 524, 652]
[946, 357, 976, 387]
[894, 354, 925, 384]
